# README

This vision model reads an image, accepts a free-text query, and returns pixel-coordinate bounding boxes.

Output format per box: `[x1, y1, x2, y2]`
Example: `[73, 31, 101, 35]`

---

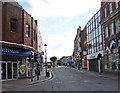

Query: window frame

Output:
[104, 8, 107, 17]
[26, 24, 30, 37]
[10, 18, 18, 33]
[109, 3, 112, 14]
[115, 18, 120, 33]
[105, 26, 109, 38]
[109, 22, 114, 36]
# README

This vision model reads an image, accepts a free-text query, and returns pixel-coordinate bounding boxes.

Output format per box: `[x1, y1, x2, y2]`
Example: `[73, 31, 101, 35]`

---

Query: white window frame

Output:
[105, 26, 108, 38]
[115, 18, 120, 33]
[109, 22, 114, 36]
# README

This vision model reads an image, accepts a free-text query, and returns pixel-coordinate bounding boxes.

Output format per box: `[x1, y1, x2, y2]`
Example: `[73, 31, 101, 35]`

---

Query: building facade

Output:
[82, 26, 87, 68]
[73, 26, 82, 70]
[101, 0, 120, 72]
[0, 2, 41, 81]
[86, 10, 104, 72]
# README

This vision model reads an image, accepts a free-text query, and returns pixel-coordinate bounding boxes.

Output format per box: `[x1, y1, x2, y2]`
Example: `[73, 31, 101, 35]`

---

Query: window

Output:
[105, 26, 108, 38]
[104, 8, 107, 17]
[116, 0, 118, 8]
[110, 22, 114, 36]
[33, 30, 35, 40]
[26, 24, 30, 37]
[116, 19, 120, 33]
[10, 18, 18, 33]
[99, 25, 101, 35]
[99, 35, 102, 45]
[109, 3, 112, 14]
[36, 34, 37, 43]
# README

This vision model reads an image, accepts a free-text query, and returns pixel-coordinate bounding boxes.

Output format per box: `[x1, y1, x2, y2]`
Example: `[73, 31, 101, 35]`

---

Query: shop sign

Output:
[0, 47, 19, 54]
[108, 35, 116, 41]
[20, 65, 26, 74]
[0, 47, 32, 56]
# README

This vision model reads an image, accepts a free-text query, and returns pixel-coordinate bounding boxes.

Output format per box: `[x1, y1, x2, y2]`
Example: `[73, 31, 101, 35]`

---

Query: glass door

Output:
[7, 63, 12, 79]
[1, 63, 6, 80]
[13, 63, 17, 78]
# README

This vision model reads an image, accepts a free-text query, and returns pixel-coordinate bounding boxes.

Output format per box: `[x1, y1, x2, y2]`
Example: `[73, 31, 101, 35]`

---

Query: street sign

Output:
[20, 65, 26, 74]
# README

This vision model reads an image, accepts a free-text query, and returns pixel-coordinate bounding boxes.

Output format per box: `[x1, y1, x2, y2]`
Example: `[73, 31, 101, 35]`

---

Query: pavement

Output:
[1, 68, 53, 91]
[70, 67, 118, 80]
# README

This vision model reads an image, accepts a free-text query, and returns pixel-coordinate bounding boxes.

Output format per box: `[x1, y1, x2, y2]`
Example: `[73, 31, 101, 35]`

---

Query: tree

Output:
[50, 56, 57, 63]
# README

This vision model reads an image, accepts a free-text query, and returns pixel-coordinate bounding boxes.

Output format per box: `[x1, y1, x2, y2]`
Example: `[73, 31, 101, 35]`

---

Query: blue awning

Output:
[0, 47, 32, 56]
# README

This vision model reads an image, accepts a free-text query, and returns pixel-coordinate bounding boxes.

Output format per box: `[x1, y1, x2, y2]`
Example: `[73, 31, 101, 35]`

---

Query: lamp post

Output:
[44, 43, 47, 76]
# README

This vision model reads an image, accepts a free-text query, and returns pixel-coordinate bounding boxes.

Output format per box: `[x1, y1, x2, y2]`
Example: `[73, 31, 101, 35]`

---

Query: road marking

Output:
[2, 70, 56, 92]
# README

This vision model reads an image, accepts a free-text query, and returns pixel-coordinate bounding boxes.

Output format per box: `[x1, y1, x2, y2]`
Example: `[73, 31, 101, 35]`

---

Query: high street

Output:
[12, 66, 118, 91]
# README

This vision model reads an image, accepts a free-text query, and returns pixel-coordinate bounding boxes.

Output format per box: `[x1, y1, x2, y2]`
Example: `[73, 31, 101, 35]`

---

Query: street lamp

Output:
[44, 43, 48, 76]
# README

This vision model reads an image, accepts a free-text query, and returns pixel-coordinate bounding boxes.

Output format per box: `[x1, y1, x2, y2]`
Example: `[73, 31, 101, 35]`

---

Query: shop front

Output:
[0, 46, 32, 81]
[87, 51, 103, 72]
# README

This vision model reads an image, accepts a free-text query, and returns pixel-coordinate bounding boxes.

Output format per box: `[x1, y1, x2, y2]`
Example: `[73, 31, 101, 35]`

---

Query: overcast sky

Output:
[16, 0, 101, 61]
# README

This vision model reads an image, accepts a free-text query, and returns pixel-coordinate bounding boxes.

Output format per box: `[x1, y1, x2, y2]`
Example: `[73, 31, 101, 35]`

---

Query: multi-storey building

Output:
[82, 26, 87, 68]
[0, 2, 41, 81]
[73, 26, 82, 70]
[86, 10, 103, 72]
[101, 0, 120, 72]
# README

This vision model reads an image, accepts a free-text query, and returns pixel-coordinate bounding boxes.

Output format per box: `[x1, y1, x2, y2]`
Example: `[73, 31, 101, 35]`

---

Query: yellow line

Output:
[2, 70, 56, 92]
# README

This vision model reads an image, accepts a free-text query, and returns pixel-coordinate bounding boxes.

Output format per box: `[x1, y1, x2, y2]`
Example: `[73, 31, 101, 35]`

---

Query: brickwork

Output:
[101, 1, 120, 71]
[1, 2, 38, 52]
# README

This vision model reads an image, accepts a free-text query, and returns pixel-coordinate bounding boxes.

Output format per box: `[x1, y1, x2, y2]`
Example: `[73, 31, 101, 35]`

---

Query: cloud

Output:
[43, 31, 76, 59]
[16, 0, 102, 61]
[17, 0, 101, 20]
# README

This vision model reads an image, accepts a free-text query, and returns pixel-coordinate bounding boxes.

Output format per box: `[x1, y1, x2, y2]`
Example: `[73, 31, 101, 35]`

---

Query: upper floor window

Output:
[105, 26, 108, 38]
[104, 8, 107, 17]
[116, 0, 118, 8]
[10, 18, 18, 33]
[109, 3, 112, 14]
[26, 24, 30, 37]
[33, 30, 35, 40]
[110, 22, 114, 36]
[116, 19, 120, 33]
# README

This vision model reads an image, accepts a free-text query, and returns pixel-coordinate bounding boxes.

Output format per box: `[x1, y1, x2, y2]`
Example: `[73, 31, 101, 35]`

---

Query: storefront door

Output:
[7, 63, 12, 79]
[1, 62, 18, 80]
[1, 63, 6, 80]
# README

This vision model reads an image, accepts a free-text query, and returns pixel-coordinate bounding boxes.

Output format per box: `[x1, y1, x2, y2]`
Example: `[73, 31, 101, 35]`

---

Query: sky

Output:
[16, 0, 101, 61]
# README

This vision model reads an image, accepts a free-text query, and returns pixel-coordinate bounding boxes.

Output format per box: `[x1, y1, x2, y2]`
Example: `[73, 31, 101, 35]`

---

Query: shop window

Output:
[112, 62, 116, 70]
[7, 63, 12, 79]
[118, 62, 120, 70]
[10, 18, 18, 33]
[13, 63, 17, 78]
[1, 63, 6, 80]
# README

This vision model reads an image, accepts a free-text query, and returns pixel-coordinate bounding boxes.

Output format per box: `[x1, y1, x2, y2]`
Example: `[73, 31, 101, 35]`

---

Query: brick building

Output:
[73, 26, 82, 70]
[101, 0, 120, 72]
[82, 26, 87, 68]
[0, 2, 40, 81]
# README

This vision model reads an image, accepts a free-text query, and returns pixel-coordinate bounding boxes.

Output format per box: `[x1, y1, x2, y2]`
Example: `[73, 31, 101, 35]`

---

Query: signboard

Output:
[20, 65, 26, 74]
[108, 35, 116, 41]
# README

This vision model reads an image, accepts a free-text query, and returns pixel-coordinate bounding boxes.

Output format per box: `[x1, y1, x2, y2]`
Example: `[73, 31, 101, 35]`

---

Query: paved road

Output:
[13, 66, 118, 91]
